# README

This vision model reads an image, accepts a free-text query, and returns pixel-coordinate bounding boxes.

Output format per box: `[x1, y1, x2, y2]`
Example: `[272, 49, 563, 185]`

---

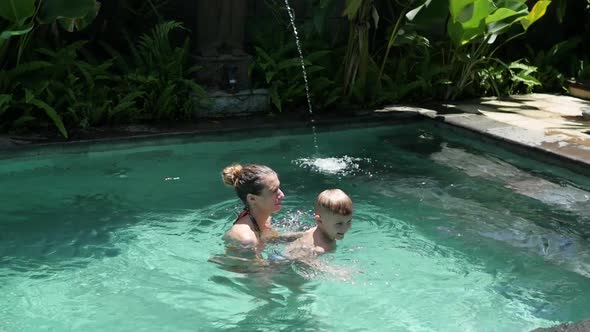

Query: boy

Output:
[285, 189, 353, 260]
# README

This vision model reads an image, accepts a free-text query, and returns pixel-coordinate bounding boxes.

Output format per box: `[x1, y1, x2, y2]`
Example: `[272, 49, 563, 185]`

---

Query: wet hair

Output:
[314, 189, 353, 216]
[222, 164, 277, 204]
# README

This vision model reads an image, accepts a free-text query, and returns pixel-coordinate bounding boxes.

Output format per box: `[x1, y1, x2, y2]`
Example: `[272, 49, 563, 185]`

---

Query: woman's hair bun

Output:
[222, 164, 243, 187]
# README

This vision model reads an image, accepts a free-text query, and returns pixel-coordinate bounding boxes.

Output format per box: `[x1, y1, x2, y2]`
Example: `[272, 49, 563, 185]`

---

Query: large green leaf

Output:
[58, 1, 100, 32]
[485, 7, 528, 36]
[461, 0, 493, 29]
[521, 0, 551, 30]
[39, 0, 96, 23]
[448, 17, 486, 45]
[495, 0, 527, 12]
[447, 20, 464, 45]
[485, 8, 522, 24]
[513, 72, 541, 86]
[449, 0, 475, 21]
[447, 0, 492, 45]
[0, 0, 35, 24]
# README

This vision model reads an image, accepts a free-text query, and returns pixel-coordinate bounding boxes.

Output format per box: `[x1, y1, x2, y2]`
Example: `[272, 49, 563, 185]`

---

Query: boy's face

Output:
[315, 211, 352, 240]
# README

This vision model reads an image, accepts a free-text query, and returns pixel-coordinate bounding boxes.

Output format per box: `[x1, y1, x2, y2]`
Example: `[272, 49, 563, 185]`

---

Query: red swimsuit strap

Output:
[234, 208, 261, 233]
[236, 208, 250, 220]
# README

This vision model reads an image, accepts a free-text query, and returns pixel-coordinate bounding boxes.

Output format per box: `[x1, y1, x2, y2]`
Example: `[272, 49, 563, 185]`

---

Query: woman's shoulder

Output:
[225, 223, 258, 247]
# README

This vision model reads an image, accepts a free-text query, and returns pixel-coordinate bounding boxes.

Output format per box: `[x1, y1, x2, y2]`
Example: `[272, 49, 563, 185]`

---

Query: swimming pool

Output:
[1, 121, 590, 331]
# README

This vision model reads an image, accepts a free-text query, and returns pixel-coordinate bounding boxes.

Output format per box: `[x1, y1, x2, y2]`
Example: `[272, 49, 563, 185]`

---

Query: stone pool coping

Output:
[380, 93, 590, 175]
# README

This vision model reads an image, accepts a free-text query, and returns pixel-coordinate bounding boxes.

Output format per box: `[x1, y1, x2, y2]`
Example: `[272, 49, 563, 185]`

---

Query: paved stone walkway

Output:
[382, 93, 590, 168]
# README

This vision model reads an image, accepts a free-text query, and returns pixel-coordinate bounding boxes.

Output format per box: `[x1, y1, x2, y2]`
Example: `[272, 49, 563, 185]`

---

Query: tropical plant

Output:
[342, 0, 378, 101]
[377, 34, 452, 104]
[250, 37, 338, 112]
[474, 59, 541, 96]
[527, 38, 581, 92]
[108, 21, 208, 121]
[0, 41, 145, 138]
[0, 0, 102, 137]
[409, 0, 551, 99]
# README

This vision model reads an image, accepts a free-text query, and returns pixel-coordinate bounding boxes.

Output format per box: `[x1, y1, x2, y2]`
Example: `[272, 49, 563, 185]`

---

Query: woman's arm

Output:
[265, 231, 307, 243]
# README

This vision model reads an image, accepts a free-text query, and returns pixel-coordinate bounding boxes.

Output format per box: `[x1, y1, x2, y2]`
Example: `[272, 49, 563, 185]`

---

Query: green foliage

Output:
[0, 41, 119, 137]
[250, 23, 340, 112]
[0, 20, 207, 138]
[118, 21, 208, 121]
[378, 39, 451, 103]
[0, 94, 12, 115]
[527, 38, 581, 92]
[342, 0, 377, 101]
[406, 0, 551, 99]
[474, 59, 541, 96]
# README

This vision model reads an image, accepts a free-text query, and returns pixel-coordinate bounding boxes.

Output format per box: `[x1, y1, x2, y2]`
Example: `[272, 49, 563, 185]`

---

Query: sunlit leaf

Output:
[521, 0, 551, 30]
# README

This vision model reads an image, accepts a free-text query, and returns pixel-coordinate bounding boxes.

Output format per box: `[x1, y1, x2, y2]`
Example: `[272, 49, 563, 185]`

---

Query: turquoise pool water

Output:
[1, 122, 590, 332]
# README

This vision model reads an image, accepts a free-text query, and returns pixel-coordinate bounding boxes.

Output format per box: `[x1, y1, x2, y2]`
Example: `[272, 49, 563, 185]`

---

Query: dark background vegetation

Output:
[0, 0, 588, 139]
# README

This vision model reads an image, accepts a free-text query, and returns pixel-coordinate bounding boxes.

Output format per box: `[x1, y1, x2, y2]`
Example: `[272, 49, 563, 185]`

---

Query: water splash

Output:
[293, 156, 373, 176]
[283, 0, 313, 116]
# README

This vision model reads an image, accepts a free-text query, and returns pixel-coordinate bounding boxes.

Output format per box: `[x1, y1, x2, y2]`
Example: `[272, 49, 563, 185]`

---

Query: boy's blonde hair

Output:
[314, 189, 353, 216]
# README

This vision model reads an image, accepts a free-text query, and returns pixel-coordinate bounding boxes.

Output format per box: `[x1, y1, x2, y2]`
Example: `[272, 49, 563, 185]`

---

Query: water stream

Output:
[283, 0, 321, 154]
[283, 0, 313, 117]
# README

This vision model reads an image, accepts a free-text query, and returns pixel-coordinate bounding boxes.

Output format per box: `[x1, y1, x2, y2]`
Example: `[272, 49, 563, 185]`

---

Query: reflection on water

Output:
[431, 144, 590, 212]
[372, 172, 590, 278]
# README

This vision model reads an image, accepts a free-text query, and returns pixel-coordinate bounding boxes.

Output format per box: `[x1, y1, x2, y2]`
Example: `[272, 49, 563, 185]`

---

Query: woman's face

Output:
[250, 173, 284, 213]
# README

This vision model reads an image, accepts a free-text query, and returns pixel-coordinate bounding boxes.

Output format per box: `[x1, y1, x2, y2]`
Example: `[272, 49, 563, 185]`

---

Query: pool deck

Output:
[380, 93, 590, 171]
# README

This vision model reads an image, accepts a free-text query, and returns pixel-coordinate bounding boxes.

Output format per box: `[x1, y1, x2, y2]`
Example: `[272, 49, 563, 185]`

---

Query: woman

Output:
[222, 163, 301, 251]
